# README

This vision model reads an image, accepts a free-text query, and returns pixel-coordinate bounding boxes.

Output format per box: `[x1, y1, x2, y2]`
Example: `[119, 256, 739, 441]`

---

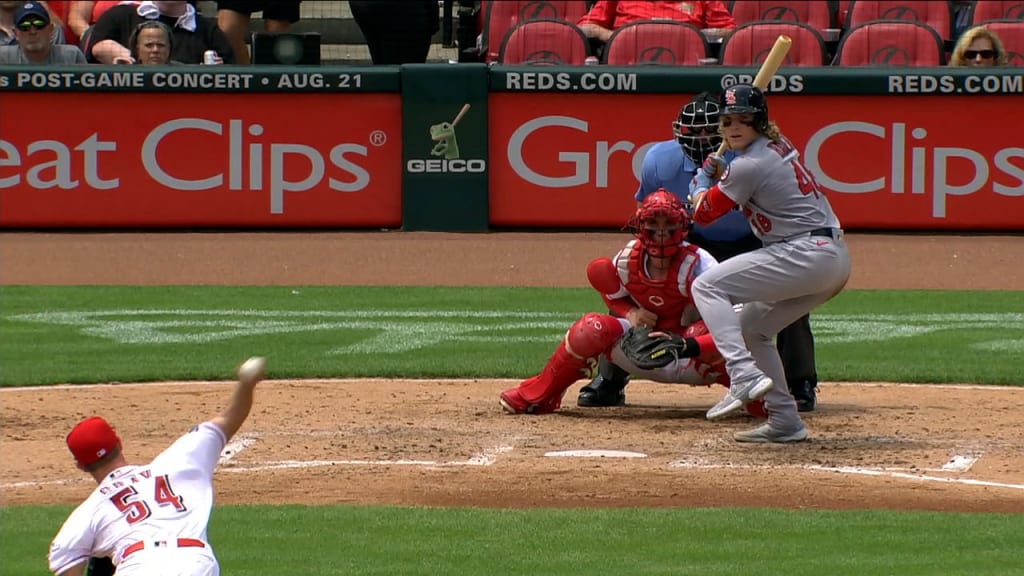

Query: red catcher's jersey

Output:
[613, 240, 702, 333]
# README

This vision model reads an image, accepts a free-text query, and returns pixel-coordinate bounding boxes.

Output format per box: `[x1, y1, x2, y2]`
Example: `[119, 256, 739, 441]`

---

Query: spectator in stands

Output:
[86, 0, 233, 64]
[0, 1, 20, 45]
[578, 0, 735, 43]
[0, 2, 86, 63]
[350, 0, 439, 64]
[949, 25, 1009, 67]
[128, 18, 174, 64]
[216, 1, 302, 66]
[68, 1, 138, 47]
[2, 1, 66, 45]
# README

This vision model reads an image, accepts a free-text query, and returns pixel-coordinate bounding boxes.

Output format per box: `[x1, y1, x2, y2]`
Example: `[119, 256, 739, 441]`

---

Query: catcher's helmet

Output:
[629, 190, 689, 258]
[720, 84, 769, 133]
[673, 91, 722, 166]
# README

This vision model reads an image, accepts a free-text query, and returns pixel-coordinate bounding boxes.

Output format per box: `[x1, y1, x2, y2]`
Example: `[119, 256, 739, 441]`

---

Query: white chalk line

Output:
[670, 451, 1024, 491]
[0, 478, 85, 489]
[3, 379, 1024, 393]
[1, 447, 1013, 493]
[219, 444, 514, 473]
[0, 444, 515, 489]
[809, 466, 1024, 491]
[218, 433, 257, 465]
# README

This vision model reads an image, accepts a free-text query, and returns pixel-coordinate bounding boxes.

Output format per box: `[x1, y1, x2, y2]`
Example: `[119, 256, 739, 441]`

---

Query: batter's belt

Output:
[775, 227, 843, 244]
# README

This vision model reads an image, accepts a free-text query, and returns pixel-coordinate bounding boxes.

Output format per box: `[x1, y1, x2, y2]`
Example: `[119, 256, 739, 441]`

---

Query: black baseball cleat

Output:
[577, 357, 630, 407]
[577, 376, 627, 407]
[789, 380, 817, 412]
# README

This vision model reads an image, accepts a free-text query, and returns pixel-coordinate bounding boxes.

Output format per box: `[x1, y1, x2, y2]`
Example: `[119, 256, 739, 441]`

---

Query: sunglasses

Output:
[964, 49, 995, 59]
[17, 19, 48, 31]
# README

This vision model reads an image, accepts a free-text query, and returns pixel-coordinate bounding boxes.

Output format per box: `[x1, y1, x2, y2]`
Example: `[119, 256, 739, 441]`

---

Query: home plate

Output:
[544, 450, 648, 459]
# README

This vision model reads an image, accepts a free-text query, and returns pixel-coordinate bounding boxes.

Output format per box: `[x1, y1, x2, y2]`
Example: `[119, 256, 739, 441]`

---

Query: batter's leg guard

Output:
[577, 355, 631, 407]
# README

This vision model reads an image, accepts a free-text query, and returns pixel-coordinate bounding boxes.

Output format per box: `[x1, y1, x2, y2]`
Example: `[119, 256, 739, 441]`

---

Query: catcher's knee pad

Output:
[565, 313, 624, 359]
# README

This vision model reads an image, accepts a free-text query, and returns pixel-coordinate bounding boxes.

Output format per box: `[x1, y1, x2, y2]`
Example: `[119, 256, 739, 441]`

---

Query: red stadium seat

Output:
[969, 1, 1024, 25]
[982, 19, 1024, 66]
[720, 21, 828, 66]
[481, 0, 590, 63]
[727, 0, 834, 33]
[602, 20, 710, 65]
[845, 0, 954, 39]
[497, 19, 590, 65]
[835, 20, 946, 65]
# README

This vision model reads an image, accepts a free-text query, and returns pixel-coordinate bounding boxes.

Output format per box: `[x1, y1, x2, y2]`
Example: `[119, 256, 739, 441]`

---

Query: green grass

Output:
[3, 286, 1023, 575]
[1, 286, 1022, 386]
[3, 505, 1022, 576]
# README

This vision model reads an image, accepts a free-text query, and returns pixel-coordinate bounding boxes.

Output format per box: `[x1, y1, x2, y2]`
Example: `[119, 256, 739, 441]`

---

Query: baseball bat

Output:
[450, 103, 472, 128]
[714, 34, 793, 157]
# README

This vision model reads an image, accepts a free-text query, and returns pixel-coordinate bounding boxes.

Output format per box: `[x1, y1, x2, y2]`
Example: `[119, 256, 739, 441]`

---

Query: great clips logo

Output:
[0, 118, 387, 214]
[506, 115, 660, 187]
[804, 121, 1024, 217]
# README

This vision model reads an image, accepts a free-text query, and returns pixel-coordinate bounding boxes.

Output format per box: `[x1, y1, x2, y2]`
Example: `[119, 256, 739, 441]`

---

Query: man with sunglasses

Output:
[577, 91, 823, 415]
[0, 2, 85, 63]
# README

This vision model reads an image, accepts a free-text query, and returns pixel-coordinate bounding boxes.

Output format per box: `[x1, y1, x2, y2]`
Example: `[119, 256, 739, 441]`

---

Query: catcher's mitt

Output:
[618, 326, 697, 369]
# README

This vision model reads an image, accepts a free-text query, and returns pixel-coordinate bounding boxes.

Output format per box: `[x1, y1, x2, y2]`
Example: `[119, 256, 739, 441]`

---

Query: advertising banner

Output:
[401, 64, 489, 231]
[488, 93, 1024, 230]
[0, 92, 402, 228]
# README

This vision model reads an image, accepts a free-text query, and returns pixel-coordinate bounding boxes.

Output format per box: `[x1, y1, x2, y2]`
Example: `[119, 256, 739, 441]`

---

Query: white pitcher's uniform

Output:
[49, 423, 226, 576]
[691, 135, 851, 431]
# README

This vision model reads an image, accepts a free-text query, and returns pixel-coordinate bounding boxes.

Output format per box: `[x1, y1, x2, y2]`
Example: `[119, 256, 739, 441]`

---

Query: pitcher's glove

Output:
[619, 326, 699, 370]
[87, 557, 115, 576]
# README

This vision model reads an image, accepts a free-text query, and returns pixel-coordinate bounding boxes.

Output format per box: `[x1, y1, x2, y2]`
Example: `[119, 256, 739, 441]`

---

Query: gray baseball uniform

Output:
[691, 135, 851, 431]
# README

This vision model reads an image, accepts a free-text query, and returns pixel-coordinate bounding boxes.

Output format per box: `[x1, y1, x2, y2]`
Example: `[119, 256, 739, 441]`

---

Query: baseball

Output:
[237, 356, 266, 383]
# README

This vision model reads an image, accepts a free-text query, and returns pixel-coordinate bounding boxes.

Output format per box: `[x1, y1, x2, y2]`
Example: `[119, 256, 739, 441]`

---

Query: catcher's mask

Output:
[672, 91, 722, 166]
[629, 190, 689, 258]
[720, 84, 770, 134]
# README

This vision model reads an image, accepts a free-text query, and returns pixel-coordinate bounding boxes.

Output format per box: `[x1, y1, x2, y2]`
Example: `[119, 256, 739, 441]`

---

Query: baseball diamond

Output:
[1, 231, 1023, 514]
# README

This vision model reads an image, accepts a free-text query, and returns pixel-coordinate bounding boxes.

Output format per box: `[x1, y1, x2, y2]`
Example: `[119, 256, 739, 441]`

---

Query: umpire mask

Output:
[673, 92, 722, 166]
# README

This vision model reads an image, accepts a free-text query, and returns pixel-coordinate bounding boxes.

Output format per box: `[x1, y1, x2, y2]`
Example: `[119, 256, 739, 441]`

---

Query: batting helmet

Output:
[672, 91, 722, 166]
[720, 84, 770, 133]
[629, 190, 689, 258]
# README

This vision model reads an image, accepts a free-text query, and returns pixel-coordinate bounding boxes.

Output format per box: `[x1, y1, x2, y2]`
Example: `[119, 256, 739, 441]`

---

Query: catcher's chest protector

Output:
[616, 240, 701, 333]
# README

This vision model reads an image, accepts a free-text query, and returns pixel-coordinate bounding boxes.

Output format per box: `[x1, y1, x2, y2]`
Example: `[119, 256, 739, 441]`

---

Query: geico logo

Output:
[804, 121, 1024, 217]
[406, 159, 486, 173]
[0, 119, 374, 215]
[507, 116, 659, 188]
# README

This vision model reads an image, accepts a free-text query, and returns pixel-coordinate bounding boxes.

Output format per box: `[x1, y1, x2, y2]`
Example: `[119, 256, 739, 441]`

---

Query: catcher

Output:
[499, 190, 765, 418]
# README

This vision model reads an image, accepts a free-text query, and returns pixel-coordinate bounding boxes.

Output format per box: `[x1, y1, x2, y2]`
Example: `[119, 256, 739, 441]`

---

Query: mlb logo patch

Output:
[725, 89, 737, 105]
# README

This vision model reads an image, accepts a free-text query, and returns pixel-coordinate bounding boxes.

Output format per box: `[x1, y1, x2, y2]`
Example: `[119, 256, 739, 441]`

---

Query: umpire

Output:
[577, 91, 820, 412]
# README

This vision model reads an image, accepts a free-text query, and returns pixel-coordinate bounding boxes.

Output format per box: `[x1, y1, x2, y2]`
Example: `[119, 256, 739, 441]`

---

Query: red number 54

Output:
[109, 475, 186, 525]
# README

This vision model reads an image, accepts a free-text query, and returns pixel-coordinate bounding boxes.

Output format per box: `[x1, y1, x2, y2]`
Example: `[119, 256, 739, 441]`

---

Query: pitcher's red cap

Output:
[66, 417, 121, 467]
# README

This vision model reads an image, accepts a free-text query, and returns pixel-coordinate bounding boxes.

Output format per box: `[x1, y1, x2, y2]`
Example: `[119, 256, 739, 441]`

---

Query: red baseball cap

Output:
[66, 417, 121, 467]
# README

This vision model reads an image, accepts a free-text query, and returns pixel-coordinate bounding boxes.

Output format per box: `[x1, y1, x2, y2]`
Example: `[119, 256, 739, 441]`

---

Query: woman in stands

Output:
[949, 25, 1009, 67]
